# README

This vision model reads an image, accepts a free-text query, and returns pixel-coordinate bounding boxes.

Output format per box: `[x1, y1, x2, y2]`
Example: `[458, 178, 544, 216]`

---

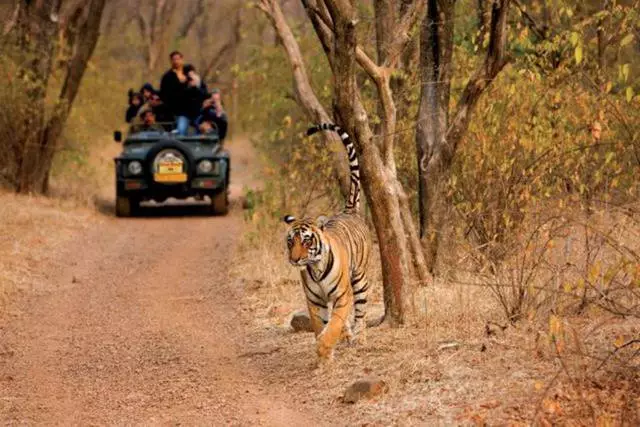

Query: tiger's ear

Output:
[316, 215, 329, 230]
[283, 215, 296, 224]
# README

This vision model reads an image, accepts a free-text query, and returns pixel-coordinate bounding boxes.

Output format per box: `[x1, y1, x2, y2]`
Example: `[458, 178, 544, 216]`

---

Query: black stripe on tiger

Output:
[307, 123, 361, 213]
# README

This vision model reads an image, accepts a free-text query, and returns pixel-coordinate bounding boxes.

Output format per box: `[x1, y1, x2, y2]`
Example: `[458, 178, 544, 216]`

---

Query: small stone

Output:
[72, 276, 79, 284]
[290, 312, 313, 333]
[342, 378, 388, 404]
[268, 305, 289, 317]
[437, 340, 461, 351]
[480, 399, 501, 409]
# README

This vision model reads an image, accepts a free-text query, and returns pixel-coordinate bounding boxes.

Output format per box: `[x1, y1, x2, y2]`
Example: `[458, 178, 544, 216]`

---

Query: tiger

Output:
[283, 123, 372, 364]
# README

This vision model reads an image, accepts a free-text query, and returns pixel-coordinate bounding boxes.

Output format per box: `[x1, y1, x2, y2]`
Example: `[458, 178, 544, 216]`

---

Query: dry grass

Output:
[229, 214, 640, 426]
[0, 189, 100, 312]
[0, 130, 116, 309]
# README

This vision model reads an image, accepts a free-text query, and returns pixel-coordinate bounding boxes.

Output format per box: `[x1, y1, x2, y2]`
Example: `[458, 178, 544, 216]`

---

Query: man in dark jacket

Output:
[159, 51, 190, 135]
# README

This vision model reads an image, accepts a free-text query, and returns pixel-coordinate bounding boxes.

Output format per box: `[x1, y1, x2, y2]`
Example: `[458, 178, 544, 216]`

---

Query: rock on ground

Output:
[342, 379, 389, 404]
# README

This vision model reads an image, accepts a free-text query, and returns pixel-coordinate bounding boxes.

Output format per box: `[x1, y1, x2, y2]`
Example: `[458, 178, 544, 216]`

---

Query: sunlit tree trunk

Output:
[14, 0, 107, 194]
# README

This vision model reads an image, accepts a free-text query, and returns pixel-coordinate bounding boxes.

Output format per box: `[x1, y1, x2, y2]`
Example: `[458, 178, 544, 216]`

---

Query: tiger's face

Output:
[283, 215, 324, 267]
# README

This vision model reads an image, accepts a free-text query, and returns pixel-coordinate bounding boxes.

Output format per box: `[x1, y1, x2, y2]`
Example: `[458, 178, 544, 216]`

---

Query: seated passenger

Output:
[125, 90, 143, 123]
[151, 96, 175, 131]
[132, 110, 165, 133]
[140, 82, 157, 103]
[197, 89, 228, 139]
[139, 93, 172, 124]
[198, 119, 217, 135]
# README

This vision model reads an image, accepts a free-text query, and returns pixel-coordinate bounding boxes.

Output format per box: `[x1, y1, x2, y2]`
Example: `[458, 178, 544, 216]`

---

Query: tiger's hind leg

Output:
[351, 275, 369, 344]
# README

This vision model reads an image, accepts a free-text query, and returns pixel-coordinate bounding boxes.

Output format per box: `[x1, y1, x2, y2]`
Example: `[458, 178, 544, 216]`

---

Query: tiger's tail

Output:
[306, 123, 360, 213]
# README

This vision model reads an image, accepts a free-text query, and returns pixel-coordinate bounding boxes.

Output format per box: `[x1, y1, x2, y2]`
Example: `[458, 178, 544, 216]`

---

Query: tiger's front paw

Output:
[316, 338, 334, 363]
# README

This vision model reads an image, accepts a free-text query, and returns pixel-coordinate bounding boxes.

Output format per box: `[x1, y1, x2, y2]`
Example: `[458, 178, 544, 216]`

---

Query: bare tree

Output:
[257, 0, 351, 199]
[415, 0, 511, 271]
[199, 4, 243, 83]
[136, 0, 177, 74]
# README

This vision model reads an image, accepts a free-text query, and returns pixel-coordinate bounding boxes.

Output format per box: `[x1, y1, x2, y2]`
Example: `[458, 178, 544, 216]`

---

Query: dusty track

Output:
[0, 138, 319, 426]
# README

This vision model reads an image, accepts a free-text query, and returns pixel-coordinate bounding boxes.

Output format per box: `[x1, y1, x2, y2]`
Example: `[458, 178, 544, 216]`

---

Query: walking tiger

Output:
[283, 123, 372, 364]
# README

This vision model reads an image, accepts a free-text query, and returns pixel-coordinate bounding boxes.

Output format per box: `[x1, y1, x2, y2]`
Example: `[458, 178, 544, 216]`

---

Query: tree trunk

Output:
[15, 0, 60, 193]
[416, 0, 455, 271]
[416, 0, 510, 272]
[15, 0, 106, 194]
[325, 0, 420, 325]
[40, 0, 107, 194]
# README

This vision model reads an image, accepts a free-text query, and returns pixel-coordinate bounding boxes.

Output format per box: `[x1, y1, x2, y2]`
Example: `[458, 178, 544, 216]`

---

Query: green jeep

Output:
[112, 122, 230, 217]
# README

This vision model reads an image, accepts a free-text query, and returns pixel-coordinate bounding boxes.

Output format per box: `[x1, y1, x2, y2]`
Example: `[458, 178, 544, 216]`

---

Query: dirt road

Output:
[0, 138, 319, 426]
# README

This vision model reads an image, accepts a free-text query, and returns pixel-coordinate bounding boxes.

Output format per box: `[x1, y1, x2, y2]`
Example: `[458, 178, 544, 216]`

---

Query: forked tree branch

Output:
[2, 1, 21, 37]
[203, 6, 242, 81]
[302, 0, 423, 169]
[447, 0, 511, 151]
[178, 0, 206, 38]
[257, 0, 351, 197]
[384, 0, 426, 69]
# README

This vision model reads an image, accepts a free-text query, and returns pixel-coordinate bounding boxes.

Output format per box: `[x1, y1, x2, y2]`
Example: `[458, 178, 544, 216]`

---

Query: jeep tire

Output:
[115, 194, 139, 217]
[209, 190, 229, 215]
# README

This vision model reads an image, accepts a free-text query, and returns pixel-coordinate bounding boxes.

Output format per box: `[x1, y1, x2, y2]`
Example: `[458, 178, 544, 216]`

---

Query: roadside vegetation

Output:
[233, 0, 640, 423]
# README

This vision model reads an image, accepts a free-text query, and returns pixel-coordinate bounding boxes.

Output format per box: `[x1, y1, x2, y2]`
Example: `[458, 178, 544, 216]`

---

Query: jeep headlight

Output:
[198, 160, 213, 174]
[128, 161, 143, 175]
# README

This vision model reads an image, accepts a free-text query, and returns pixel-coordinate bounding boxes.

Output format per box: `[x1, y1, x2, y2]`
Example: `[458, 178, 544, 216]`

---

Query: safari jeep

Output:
[113, 122, 230, 217]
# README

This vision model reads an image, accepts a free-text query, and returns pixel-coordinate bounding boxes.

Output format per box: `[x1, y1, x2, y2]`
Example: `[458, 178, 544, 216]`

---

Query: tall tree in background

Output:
[134, 0, 245, 82]
[416, 0, 511, 271]
[3, 0, 107, 194]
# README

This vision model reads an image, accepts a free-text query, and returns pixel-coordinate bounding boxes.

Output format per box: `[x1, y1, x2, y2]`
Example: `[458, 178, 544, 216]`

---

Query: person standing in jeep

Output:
[159, 51, 190, 136]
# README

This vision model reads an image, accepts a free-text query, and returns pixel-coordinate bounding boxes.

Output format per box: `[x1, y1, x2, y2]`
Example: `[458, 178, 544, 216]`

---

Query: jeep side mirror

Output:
[114, 130, 122, 142]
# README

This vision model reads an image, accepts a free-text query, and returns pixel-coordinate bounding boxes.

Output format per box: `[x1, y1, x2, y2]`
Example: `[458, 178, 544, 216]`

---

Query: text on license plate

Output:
[158, 161, 183, 174]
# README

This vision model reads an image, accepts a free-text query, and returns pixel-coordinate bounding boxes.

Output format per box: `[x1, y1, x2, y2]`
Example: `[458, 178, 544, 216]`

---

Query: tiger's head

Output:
[283, 215, 328, 268]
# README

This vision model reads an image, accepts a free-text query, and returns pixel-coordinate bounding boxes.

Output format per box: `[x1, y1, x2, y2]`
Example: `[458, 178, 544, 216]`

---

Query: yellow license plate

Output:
[154, 172, 187, 183]
[158, 162, 183, 174]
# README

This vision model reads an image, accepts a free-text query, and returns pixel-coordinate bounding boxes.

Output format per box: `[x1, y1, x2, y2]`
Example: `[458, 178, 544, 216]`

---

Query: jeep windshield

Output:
[124, 121, 221, 144]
